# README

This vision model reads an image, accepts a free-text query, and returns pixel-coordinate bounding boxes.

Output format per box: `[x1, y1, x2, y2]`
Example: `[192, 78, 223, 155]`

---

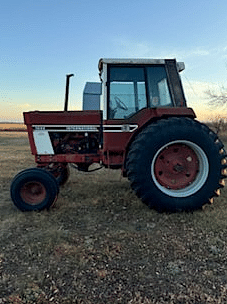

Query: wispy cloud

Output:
[18, 103, 31, 109]
[112, 37, 153, 57]
[112, 36, 211, 60]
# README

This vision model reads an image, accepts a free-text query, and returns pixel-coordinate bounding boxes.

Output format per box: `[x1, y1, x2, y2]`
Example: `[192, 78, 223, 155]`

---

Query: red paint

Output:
[103, 107, 195, 165]
[35, 153, 101, 164]
[24, 107, 196, 168]
[24, 110, 102, 125]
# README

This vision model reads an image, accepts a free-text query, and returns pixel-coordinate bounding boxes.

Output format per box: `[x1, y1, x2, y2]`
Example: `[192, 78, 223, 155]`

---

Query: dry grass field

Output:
[1, 131, 227, 303]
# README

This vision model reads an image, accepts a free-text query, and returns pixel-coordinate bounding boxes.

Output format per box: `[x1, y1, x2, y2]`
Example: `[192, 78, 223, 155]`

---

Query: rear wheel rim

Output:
[151, 140, 209, 197]
[20, 181, 46, 205]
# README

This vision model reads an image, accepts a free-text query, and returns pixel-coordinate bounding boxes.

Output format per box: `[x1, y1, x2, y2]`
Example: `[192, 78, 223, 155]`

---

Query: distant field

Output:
[0, 123, 26, 131]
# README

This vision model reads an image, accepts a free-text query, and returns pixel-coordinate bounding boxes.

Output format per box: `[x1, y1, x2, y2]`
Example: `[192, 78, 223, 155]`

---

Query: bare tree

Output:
[205, 85, 227, 109]
[208, 115, 226, 134]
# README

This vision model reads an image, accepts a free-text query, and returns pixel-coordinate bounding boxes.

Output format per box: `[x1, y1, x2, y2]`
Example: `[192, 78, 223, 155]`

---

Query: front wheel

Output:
[126, 118, 227, 212]
[10, 168, 59, 211]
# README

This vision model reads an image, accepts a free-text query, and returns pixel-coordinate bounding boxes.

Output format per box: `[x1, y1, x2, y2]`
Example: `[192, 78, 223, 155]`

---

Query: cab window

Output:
[108, 67, 146, 119]
[107, 65, 173, 119]
[146, 66, 173, 107]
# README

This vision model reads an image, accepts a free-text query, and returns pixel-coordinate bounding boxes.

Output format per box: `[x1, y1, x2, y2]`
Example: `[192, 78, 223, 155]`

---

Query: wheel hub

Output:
[20, 181, 46, 205]
[154, 144, 199, 190]
[173, 163, 184, 173]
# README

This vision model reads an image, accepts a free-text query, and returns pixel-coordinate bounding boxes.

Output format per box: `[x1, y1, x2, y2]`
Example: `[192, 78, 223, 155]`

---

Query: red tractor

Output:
[10, 58, 227, 212]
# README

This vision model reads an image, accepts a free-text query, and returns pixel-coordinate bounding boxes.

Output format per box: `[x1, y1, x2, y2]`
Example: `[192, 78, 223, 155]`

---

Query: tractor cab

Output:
[97, 58, 186, 120]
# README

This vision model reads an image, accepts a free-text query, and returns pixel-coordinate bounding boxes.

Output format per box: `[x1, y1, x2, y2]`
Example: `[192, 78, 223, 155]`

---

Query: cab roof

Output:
[98, 58, 185, 73]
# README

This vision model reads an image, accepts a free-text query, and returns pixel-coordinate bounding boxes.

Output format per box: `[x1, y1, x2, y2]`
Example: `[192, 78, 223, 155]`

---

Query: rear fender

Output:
[122, 108, 196, 175]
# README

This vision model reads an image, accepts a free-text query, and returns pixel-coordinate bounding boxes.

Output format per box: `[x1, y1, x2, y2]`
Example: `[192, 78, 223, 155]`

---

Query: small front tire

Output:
[10, 168, 59, 211]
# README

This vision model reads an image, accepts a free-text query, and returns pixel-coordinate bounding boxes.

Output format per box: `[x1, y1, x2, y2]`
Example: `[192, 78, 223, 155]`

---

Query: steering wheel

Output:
[114, 96, 128, 111]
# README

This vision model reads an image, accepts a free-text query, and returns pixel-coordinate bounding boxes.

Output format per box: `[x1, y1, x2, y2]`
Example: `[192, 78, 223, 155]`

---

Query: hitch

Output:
[64, 74, 74, 111]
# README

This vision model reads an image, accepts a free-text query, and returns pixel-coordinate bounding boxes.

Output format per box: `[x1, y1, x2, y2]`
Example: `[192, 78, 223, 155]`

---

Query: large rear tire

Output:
[126, 117, 227, 212]
[10, 168, 59, 211]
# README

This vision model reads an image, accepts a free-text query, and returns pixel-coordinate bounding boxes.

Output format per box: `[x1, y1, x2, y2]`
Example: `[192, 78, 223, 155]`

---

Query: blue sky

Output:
[1, 0, 227, 121]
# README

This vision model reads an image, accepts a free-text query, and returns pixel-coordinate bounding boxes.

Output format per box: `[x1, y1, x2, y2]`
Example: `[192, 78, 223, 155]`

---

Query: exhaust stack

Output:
[64, 74, 74, 111]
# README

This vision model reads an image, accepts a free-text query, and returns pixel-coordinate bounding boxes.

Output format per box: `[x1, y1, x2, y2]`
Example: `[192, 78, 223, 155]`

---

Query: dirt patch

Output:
[1, 132, 227, 303]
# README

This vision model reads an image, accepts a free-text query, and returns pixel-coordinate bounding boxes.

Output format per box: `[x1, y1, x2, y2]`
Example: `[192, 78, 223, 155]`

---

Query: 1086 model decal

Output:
[32, 124, 138, 133]
[33, 125, 99, 132]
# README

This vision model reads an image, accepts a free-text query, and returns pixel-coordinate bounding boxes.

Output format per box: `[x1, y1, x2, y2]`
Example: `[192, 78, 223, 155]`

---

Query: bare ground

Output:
[1, 132, 227, 303]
